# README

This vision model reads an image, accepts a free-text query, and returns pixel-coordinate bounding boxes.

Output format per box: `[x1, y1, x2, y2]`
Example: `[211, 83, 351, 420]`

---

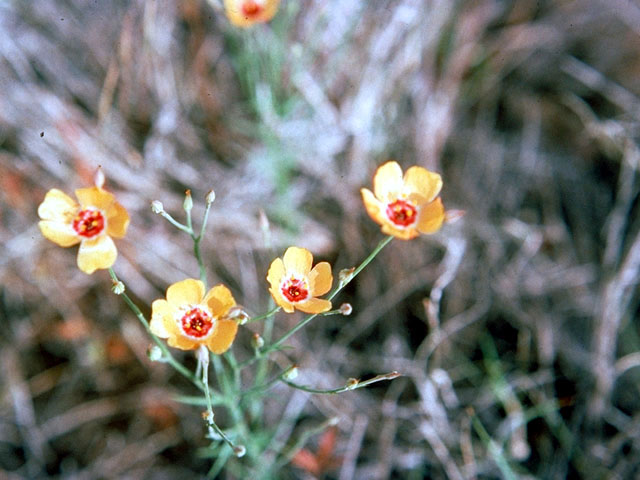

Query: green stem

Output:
[280, 370, 401, 395]
[199, 347, 238, 451]
[160, 211, 192, 234]
[247, 306, 281, 323]
[108, 268, 201, 388]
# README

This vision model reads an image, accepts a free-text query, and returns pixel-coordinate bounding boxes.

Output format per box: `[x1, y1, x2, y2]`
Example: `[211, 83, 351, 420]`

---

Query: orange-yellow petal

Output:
[416, 197, 445, 234]
[296, 298, 332, 314]
[207, 319, 239, 354]
[403, 166, 442, 203]
[381, 223, 419, 240]
[308, 262, 332, 297]
[38, 220, 80, 247]
[269, 287, 295, 313]
[166, 279, 205, 307]
[361, 188, 386, 227]
[267, 257, 285, 289]
[283, 247, 313, 275]
[106, 201, 129, 239]
[204, 284, 236, 318]
[168, 335, 198, 351]
[373, 161, 403, 202]
[75, 186, 115, 211]
[77, 235, 117, 274]
[150, 299, 173, 338]
[38, 188, 78, 222]
[223, 0, 280, 27]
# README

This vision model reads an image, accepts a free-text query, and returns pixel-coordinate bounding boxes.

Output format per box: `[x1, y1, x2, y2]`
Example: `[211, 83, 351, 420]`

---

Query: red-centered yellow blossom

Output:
[361, 161, 445, 240]
[38, 187, 129, 274]
[267, 247, 333, 314]
[223, 0, 280, 27]
[150, 279, 240, 354]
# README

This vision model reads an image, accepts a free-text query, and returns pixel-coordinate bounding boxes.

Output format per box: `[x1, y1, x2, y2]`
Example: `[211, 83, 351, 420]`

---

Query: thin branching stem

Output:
[108, 268, 202, 389]
[280, 370, 401, 395]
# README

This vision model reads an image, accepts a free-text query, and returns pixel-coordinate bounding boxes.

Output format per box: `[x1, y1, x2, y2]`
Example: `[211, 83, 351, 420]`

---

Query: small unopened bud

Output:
[233, 445, 246, 458]
[183, 189, 193, 212]
[202, 410, 214, 423]
[251, 333, 264, 349]
[205, 189, 216, 205]
[151, 200, 164, 214]
[94, 166, 105, 188]
[226, 306, 249, 325]
[283, 365, 299, 381]
[339, 303, 352, 316]
[339, 267, 356, 287]
[111, 280, 125, 295]
[147, 345, 163, 362]
[445, 209, 465, 224]
[346, 378, 359, 390]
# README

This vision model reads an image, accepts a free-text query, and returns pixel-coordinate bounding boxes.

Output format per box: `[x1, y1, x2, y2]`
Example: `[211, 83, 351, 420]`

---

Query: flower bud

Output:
[338, 267, 356, 287]
[151, 200, 164, 214]
[251, 333, 264, 349]
[147, 345, 163, 362]
[205, 189, 216, 205]
[233, 445, 246, 458]
[339, 303, 352, 316]
[283, 365, 299, 381]
[226, 306, 249, 325]
[111, 280, 125, 295]
[346, 378, 359, 390]
[94, 166, 105, 188]
[183, 189, 193, 212]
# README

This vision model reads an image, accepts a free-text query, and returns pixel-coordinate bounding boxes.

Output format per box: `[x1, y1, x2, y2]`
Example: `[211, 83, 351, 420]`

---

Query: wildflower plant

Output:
[37, 160, 448, 476]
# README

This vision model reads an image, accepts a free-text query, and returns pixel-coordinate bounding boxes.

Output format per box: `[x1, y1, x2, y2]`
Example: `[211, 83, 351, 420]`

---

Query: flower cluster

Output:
[38, 161, 446, 354]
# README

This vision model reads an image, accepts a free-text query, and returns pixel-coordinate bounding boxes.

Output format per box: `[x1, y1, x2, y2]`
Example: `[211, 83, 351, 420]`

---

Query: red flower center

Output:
[180, 307, 214, 338]
[242, 0, 262, 17]
[281, 277, 309, 303]
[386, 199, 418, 227]
[72, 209, 105, 238]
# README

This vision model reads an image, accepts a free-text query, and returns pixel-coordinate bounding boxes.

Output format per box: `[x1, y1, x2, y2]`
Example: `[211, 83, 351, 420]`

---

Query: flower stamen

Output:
[242, 0, 262, 17]
[180, 307, 214, 339]
[281, 276, 310, 303]
[72, 208, 105, 238]
[386, 199, 417, 227]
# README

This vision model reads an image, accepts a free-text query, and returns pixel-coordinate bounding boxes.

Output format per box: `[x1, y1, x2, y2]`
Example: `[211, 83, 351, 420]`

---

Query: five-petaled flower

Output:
[38, 186, 129, 274]
[223, 0, 280, 28]
[150, 279, 239, 353]
[267, 247, 333, 314]
[361, 160, 445, 240]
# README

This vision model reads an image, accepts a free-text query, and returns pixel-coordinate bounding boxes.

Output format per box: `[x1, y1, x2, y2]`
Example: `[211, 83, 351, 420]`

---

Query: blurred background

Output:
[2, 0, 640, 478]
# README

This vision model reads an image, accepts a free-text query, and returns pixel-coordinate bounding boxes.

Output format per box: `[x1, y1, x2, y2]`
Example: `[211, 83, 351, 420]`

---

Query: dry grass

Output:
[2, 0, 640, 478]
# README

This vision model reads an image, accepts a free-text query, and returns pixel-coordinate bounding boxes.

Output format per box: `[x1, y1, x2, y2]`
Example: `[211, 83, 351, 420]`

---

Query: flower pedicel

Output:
[267, 246, 333, 314]
[38, 186, 129, 274]
[361, 160, 445, 240]
[150, 279, 239, 354]
[223, 0, 280, 28]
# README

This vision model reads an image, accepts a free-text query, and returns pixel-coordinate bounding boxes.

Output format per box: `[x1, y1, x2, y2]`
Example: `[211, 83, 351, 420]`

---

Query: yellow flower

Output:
[150, 279, 239, 353]
[223, 0, 280, 28]
[267, 247, 333, 314]
[38, 187, 129, 274]
[361, 161, 445, 240]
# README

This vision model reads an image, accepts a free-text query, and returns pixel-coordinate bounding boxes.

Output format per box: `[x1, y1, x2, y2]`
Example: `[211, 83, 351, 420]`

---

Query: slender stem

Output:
[108, 268, 201, 389]
[199, 347, 238, 451]
[200, 201, 213, 240]
[159, 211, 191, 234]
[280, 371, 401, 395]
[193, 235, 207, 288]
[247, 306, 281, 323]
